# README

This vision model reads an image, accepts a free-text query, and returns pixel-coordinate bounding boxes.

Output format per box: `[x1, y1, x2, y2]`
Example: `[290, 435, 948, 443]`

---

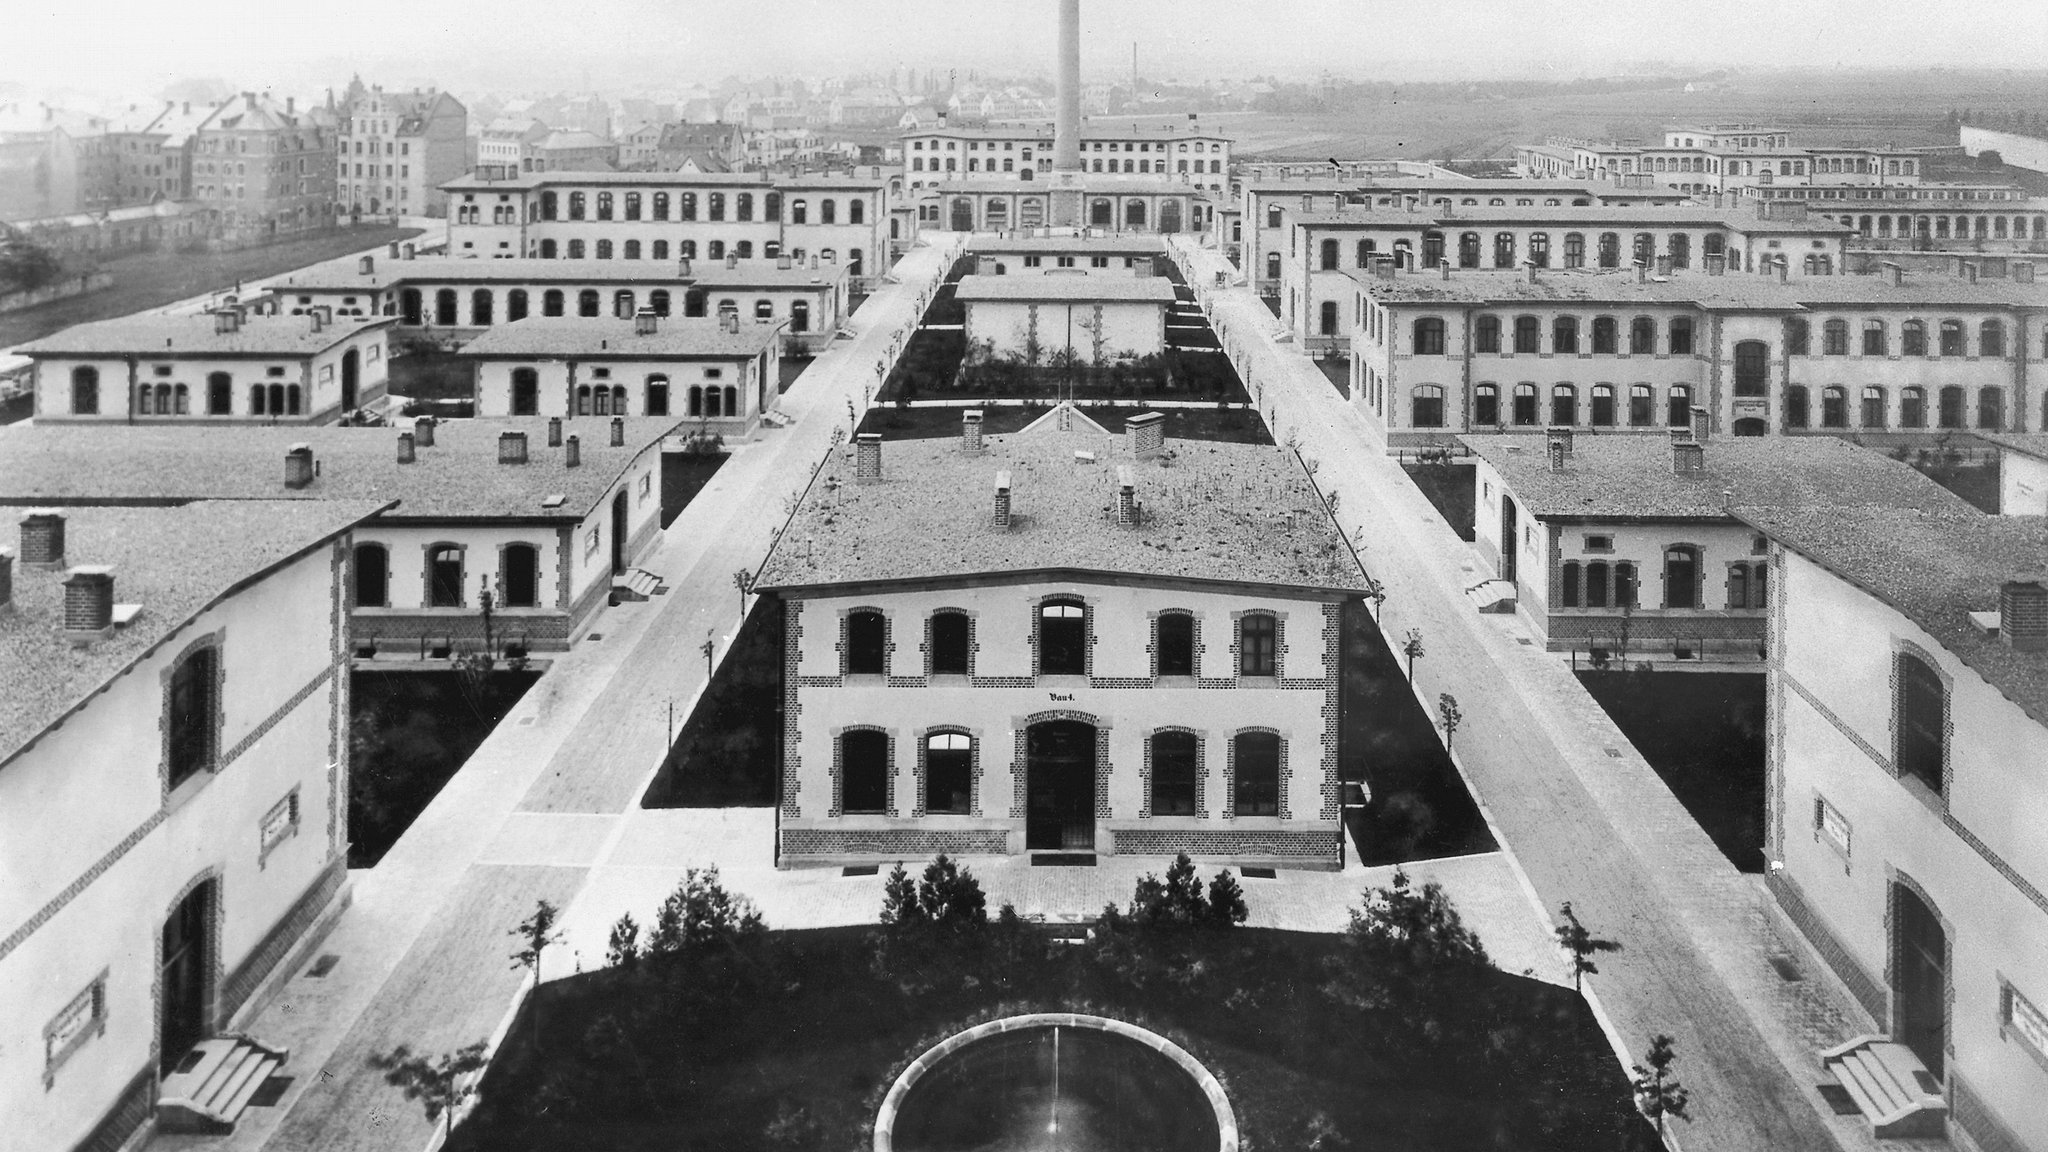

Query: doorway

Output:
[1500, 496, 1519, 584]
[160, 880, 215, 1075]
[610, 490, 629, 575]
[340, 348, 359, 411]
[1893, 883, 1947, 1079]
[950, 198, 974, 232]
[1026, 720, 1096, 851]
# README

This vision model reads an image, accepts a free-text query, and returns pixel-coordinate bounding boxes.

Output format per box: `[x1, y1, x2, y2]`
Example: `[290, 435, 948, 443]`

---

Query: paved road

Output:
[1171, 238, 1876, 1152]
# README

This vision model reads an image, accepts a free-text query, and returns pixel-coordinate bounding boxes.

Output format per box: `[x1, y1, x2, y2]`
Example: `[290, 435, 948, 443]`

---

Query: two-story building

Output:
[18, 309, 395, 425]
[1741, 504, 2048, 1151]
[902, 120, 1231, 194]
[1, 499, 387, 1150]
[757, 409, 1367, 869]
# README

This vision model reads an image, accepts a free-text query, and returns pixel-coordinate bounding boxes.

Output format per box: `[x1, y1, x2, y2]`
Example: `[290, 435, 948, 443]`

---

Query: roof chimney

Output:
[565, 434, 581, 468]
[1126, 410, 1165, 459]
[309, 310, 324, 334]
[961, 409, 984, 455]
[726, 253, 739, 269]
[397, 431, 415, 462]
[62, 565, 116, 645]
[1961, 260, 1979, 284]
[855, 432, 882, 483]
[1634, 260, 1648, 284]
[548, 416, 563, 447]
[634, 308, 658, 336]
[402, 242, 416, 260]
[1439, 261, 1451, 281]
[1775, 259, 1788, 285]
[679, 257, 693, 277]
[19, 510, 65, 570]
[1546, 426, 1574, 469]
[2001, 581, 2048, 652]
[388, 241, 401, 258]
[2016, 262, 2036, 284]
[499, 431, 529, 464]
[1704, 253, 1726, 276]
[215, 309, 241, 335]
[1655, 254, 1673, 277]
[1672, 440, 1705, 474]
[285, 444, 315, 489]
[1690, 406, 1710, 444]
[1523, 260, 1539, 284]
[1116, 465, 1140, 526]
[610, 416, 625, 446]
[1883, 261, 1904, 287]
[414, 416, 435, 447]
[359, 254, 375, 275]
[0, 546, 12, 612]
[993, 471, 1012, 529]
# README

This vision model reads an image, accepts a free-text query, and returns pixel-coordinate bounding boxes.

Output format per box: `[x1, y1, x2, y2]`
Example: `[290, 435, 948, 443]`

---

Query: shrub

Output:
[878, 854, 988, 929]
[646, 865, 765, 954]
[1123, 854, 1249, 928]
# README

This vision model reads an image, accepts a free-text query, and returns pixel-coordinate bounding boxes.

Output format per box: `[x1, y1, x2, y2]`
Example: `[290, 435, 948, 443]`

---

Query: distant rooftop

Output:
[757, 418, 1367, 595]
[1977, 432, 2048, 464]
[1351, 267, 2048, 311]
[969, 235, 1167, 255]
[0, 418, 679, 520]
[458, 316, 780, 359]
[1464, 435, 1976, 521]
[955, 274, 1179, 303]
[14, 312, 393, 358]
[1737, 506, 2048, 726]
[442, 169, 884, 191]
[0, 500, 387, 768]
[1292, 205, 1850, 232]
[270, 255, 846, 292]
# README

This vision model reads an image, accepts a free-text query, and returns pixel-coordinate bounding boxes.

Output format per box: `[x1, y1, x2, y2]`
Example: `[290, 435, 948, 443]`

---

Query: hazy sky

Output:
[14, 0, 2048, 99]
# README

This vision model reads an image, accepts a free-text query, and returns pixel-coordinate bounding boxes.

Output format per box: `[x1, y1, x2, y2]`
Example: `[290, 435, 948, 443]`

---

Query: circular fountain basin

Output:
[875, 1013, 1235, 1152]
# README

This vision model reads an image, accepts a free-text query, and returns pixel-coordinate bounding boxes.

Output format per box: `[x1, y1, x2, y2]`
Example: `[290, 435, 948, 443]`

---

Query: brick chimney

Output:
[1634, 260, 1648, 284]
[414, 416, 435, 447]
[358, 254, 375, 275]
[1691, 406, 1710, 444]
[993, 471, 1012, 529]
[961, 409, 984, 454]
[1126, 410, 1165, 459]
[679, 257, 693, 278]
[20, 510, 65, 570]
[548, 416, 563, 447]
[1655, 254, 1673, 277]
[1546, 426, 1574, 467]
[1116, 466, 1139, 526]
[1704, 254, 1726, 275]
[1672, 440, 1705, 473]
[1523, 260, 1539, 284]
[397, 431, 415, 463]
[1775, 259, 1788, 285]
[1961, 260, 1980, 284]
[634, 308, 658, 336]
[726, 252, 739, 270]
[2001, 581, 2048, 651]
[855, 432, 882, 483]
[1883, 261, 1905, 287]
[1439, 261, 1452, 281]
[285, 444, 315, 489]
[402, 243, 416, 260]
[2016, 262, 2037, 284]
[63, 565, 115, 644]
[388, 241, 400, 258]
[610, 416, 625, 446]
[214, 309, 241, 335]
[309, 309, 324, 334]
[499, 430, 528, 464]
[565, 434, 581, 467]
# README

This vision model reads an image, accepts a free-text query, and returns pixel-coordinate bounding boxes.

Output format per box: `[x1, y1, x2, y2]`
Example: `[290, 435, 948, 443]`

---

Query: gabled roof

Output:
[955, 274, 1178, 303]
[1351, 267, 2048, 310]
[15, 312, 393, 358]
[458, 316, 780, 358]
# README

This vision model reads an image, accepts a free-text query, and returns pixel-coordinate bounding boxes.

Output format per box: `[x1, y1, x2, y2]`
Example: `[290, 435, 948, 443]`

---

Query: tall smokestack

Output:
[1054, 0, 1082, 174]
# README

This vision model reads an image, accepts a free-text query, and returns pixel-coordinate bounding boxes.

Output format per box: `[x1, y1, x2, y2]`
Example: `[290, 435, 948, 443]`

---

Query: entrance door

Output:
[1500, 496, 1519, 584]
[950, 198, 974, 232]
[160, 882, 213, 1075]
[340, 348, 359, 411]
[1026, 720, 1096, 851]
[1894, 884, 1947, 1079]
[610, 490, 629, 575]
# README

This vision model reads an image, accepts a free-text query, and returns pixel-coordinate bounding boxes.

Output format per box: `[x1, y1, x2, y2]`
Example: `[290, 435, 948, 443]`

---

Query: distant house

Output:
[653, 121, 744, 171]
[529, 130, 615, 173]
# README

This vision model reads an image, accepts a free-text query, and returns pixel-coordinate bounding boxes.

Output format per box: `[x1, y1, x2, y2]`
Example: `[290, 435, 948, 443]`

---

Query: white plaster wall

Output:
[352, 523, 568, 612]
[474, 355, 757, 420]
[32, 334, 388, 423]
[2000, 450, 2048, 517]
[965, 300, 1164, 360]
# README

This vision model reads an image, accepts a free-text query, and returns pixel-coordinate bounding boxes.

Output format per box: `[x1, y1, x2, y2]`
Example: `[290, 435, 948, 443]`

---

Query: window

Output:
[1821, 386, 1848, 428]
[596, 191, 613, 220]
[1590, 384, 1616, 426]
[1855, 318, 1887, 357]
[1629, 317, 1656, 354]
[841, 730, 889, 813]
[1937, 320, 1964, 357]
[614, 290, 636, 319]
[1939, 385, 1966, 429]
[568, 191, 585, 219]
[1413, 318, 1446, 355]
[1319, 301, 1339, 336]
[1474, 315, 1501, 353]
[1233, 732, 1280, 816]
[923, 732, 973, 814]
[846, 610, 886, 675]
[1895, 652, 1945, 795]
[1553, 316, 1579, 354]
[1152, 613, 1195, 677]
[428, 545, 464, 607]
[930, 612, 970, 675]
[1458, 232, 1481, 268]
[1474, 384, 1500, 426]
[652, 191, 669, 220]
[207, 372, 231, 415]
[1040, 600, 1087, 675]
[1585, 561, 1611, 608]
[1667, 384, 1692, 427]
[1979, 387, 2005, 430]
[1860, 386, 1887, 428]
[353, 544, 388, 607]
[1597, 232, 1620, 268]
[1563, 232, 1585, 268]
[1529, 232, 1551, 268]
[1900, 386, 1926, 429]
[1320, 238, 1339, 271]
[1513, 315, 1540, 354]
[1239, 613, 1277, 676]
[1821, 320, 1849, 356]
[1561, 561, 1582, 608]
[1551, 384, 1578, 426]
[1663, 546, 1699, 609]
[507, 289, 529, 322]
[1902, 320, 1926, 356]
[1668, 317, 1694, 355]
[1591, 316, 1617, 355]
[709, 192, 725, 221]
[166, 645, 219, 789]
[69, 366, 100, 414]
[1733, 340, 1768, 396]
[1151, 731, 1199, 816]
[543, 289, 564, 317]
[498, 543, 540, 608]
[578, 290, 600, 317]
[1493, 232, 1516, 268]
[1629, 384, 1654, 427]
[1668, 232, 1690, 269]
[1633, 232, 1654, 267]
[1512, 383, 1540, 426]
[680, 192, 697, 220]
[1982, 320, 2006, 358]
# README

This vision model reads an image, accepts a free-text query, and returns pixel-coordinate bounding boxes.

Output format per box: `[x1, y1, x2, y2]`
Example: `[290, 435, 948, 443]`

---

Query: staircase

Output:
[613, 568, 667, 602]
[1820, 1036, 1948, 1138]
[758, 408, 794, 428]
[157, 1035, 288, 1133]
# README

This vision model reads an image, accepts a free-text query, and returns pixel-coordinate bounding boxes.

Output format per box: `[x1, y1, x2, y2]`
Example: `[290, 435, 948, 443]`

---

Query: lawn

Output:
[348, 668, 539, 868]
[454, 880, 1655, 1151]
[1577, 669, 1766, 874]
[0, 224, 422, 350]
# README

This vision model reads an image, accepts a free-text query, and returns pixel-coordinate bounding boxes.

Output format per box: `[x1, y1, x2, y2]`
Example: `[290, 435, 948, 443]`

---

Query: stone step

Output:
[158, 1035, 290, 1133]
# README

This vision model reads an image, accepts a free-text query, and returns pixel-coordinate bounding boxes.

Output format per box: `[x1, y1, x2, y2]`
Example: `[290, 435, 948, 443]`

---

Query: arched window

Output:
[1901, 320, 1925, 356]
[1412, 317, 1446, 355]
[930, 611, 971, 676]
[543, 290, 564, 317]
[1668, 232, 1690, 269]
[624, 240, 641, 260]
[680, 192, 697, 221]
[510, 367, 539, 416]
[471, 289, 493, 325]
[538, 239, 558, 259]
[1561, 561, 1582, 607]
[1663, 545, 1700, 609]
[1232, 732, 1280, 816]
[507, 290, 529, 322]
[736, 241, 755, 260]
[207, 372, 231, 415]
[1629, 384, 1654, 426]
[70, 366, 100, 414]
[925, 732, 972, 814]
[166, 644, 219, 788]
[1591, 384, 1616, 426]
[1492, 232, 1516, 268]
[1630, 316, 1656, 354]
[1633, 232, 1654, 267]
[1039, 600, 1087, 675]
[1474, 383, 1500, 426]
[502, 543, 540, 607]
[1458, 232, 1481, 268]
[1319, 238, 1339, 271]
[1733, 340, 1768, 396]
[1667, 384, 1692, 427]
[849, 199, 865, 224]
[1422, 230, 1445, 268]
[1126, 200, 1147, 227]
[791, 301, 810, 333]
[595, 239, 614, 260]
[1586, 561, 1611, 608]
[1474, 314, 1501, 354]
[1562, 232, 1585, 269]
[1528, 232, 1551, 268]
[652, 191, 669, 220]
[1979, 387, 2005, 430]
[1590, 316, 1617, 355]
[401, 287, 424, 323]
[1895, 652, 1945, 794]
[353, 543, 389, 607]
[1553, 316, 1578, 353]
[644, 374, 670, 417]
[578, 290, 600, 317]
[269, 383, 288, 415]
[1093, 199, 1114, 226]
[1156, 613, 1194, 677]
[1938, 386, 1966, 429]
[754, 298, 775, 320]
[1264, 252, 1281, 280]
[1512, 383, 1540, 426]
[708, 193, 725, 221]
[592, 385, 610, 417]
[538, 191, 558, 220]
[576, 385, 592, 416]
[1861, 319, 1886, 356]
[1821, 386, 1848, 428]
[1822, 320, 1849, 356]
[434, 288, 458, 325]
[611, 385, 629, 416]
[567, 191, 585, 220]
[1981, 320, 2005, 358]
[680, 240, 698, 262]
[687, 385, 703, 416]
[1512, 315, 1541, 354]
[1938, 320, 1964, 357]
[653, 240, 669, 262]
[595, 191, 613, 220]
[1551, 384, 1578, 426]
[1403, 383, 1446, 428]
[841, 730, 889, 814]
[428, 545, 464, 607]
[722, 385, 738, 415]
[1901, 387, 1926, 429]
[737, 192, 754, 222]
[1861, 386, 1887, 428]
[1151, 731, 1199, 816]
[613, 290, 636, 318]
[847, 610, 887, 675]
[1597, 232, 1620, 268]
[249, 384, 267, 415]
[790, 198, 808, 224]
[1668, 317, 1694, 355]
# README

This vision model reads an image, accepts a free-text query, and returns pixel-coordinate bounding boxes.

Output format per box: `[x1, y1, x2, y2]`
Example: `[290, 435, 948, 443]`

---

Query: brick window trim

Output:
[422, 540, 467, 608]
[830, 724, 896, 817]
[42, 968, 110, 1089]
[160, 630, 227, 797]
[1888, 637, 1954, 806]
[1223, 726, 1289, 820]
[1033, 592, 1095, 679]
[838, 605, 895, 678]
[914, 725, 982, 818]
[153, 868, 224, 1074]
[1997, 974, 2048, 1077]
[1883, 866, 1955, 1064]
[1228, 608, 1286, 680]
[258, 786, 302, 869]
[1147, 608, 1200, 680]
[924, 608, 978, 678]
[1140, 725, 1208, 820]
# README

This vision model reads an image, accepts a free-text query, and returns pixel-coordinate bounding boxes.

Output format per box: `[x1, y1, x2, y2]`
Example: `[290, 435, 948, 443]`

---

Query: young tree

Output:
[1401, 628, 1426, 680]
[605, 912, 641, 969]
[879, 861, 923, 928]
[1360, 567, 1387, 621]
[1632, 1034, 1691, 1138]
[1126, 854, 1249, 928]
[1206, 869, 1249, 927]
[916, 854, 988, 927]
[1437, 693, 1462, 752]
[509, 899, 563, 1050]
[647, 865, 766, 954]
[1553, 901, 1621, 995]
[732, 568, 755, 620]
[367, 1041, 489, 1141]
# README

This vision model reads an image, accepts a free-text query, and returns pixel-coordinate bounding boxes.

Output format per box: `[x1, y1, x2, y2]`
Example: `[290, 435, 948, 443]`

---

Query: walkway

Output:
[1168, 238, 1880, 1152]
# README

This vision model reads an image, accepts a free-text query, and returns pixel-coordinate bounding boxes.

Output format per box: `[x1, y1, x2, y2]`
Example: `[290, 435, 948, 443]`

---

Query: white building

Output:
[956, 274, 1176, 362]
[902, 120, 1231, 194]
[334, 86, 468, 219]
[1517, 125, 1937, 199]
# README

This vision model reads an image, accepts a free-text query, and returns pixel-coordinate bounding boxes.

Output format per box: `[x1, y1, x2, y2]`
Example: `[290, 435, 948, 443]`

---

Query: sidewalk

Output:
[1170, 238, 1879, 1152]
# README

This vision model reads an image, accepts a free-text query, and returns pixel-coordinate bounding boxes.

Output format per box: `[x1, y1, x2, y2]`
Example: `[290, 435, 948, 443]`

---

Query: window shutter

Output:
[1726, 564, 1746, 609]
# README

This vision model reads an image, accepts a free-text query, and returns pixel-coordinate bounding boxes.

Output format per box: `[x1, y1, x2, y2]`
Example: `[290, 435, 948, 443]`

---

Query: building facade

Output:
[335, 87, 468, 219]
[903, 121, 1231, 194]
[1517, 125, 1935, 199]
[192, 93, 335, 239]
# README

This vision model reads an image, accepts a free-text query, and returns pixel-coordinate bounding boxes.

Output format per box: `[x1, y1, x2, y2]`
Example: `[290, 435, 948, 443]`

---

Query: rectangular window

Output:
[1814, 793, 1851, 858]
[1157, 614, 1195, 677]
[1239, 614, 1276, 676]
[930, 613, 970, 675]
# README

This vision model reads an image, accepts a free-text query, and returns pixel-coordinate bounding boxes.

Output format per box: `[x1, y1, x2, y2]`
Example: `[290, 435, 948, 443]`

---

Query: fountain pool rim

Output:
[872, 1011, 1238, 1152]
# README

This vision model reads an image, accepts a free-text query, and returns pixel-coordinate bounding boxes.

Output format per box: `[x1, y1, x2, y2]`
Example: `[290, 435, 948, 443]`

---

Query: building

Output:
[1741, 504, 2048, 1152]
[0, 418, 678, 656]
[756, 412, 1366, 868]
[191, 93, 335, 239]
[917, 179, 1211, 237]
[529, 129, 616, 174]
[462, 311, 781, 433]
[1517, 126, 1936, 199]
[1464, 429, 1973, 663]
[902, 120, 1232, 194]
[1979, 432, 2048, 516]
[0, 104, 111, 219]
[144, 100, 220, 202]
[335, 86, 468, 218]
[17, 308, 395, 424]
[1280, 203, 1855, 354]
[475, 116, 551, 180]
[614, 121, 665, 170]
[968, 233, 1164, 274]
[1343, 261, 2048, 449]
[101, 104, 174, 207]
[650, 122, 744, 173]
[0, 499, 387, 1150]
[957, 272, 1176, 361]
